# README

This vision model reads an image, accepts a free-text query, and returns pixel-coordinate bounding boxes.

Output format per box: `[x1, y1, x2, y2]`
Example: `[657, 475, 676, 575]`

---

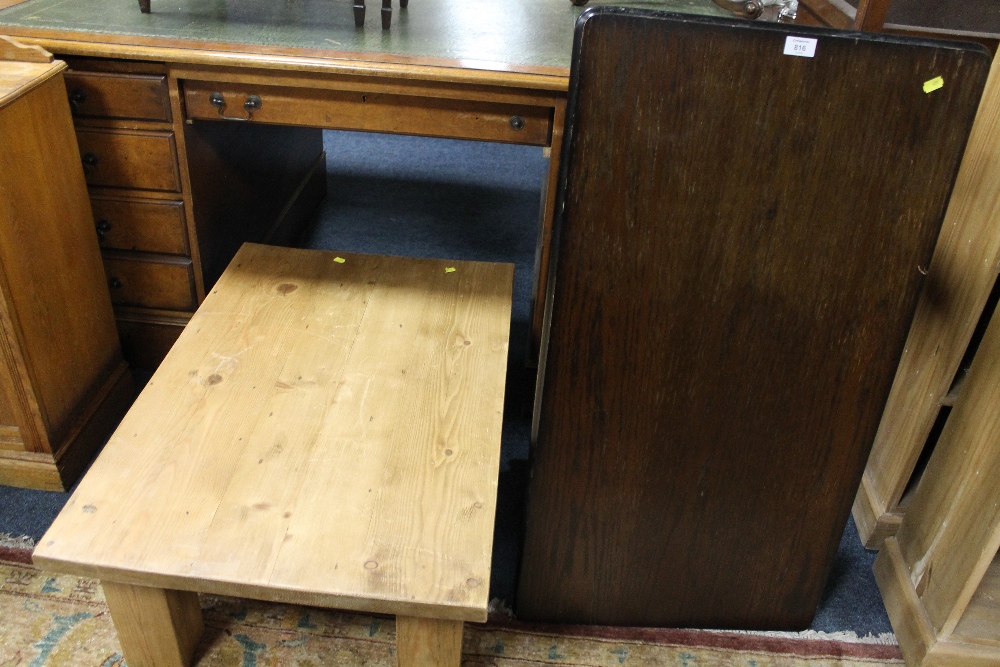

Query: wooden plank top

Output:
[34, 244, 514, 623]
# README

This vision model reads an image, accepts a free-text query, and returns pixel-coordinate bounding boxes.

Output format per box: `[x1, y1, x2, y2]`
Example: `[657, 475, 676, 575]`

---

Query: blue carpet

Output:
[0, 129, 891, 636]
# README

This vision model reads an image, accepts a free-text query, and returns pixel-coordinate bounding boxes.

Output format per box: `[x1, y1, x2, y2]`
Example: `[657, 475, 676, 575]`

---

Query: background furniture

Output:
[873, 248, 1000, 666]
[34, 244, 513, 667]
[0, 37, 132, 491]
[0, 0, 615, 369]
[517, 9, 989, 629]
[853, 53, 1000, 550]
[62, 56, 325, 369]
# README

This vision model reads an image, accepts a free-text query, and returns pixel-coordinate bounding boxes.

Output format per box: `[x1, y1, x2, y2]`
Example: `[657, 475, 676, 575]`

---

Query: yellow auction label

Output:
[923, 76, 944, 94]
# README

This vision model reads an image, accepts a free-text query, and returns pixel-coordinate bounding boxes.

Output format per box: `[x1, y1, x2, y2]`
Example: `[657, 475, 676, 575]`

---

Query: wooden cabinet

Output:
[0, 38, 133, 491]
[63, 56, 327, 369]
[853, 53, 1000, 550]
[874, 266, 1000, 666]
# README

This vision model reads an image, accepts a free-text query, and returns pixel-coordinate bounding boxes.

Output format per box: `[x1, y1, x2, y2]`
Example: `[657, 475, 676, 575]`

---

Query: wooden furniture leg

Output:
[102, 582, 203, 667]
[138, 0, 150, 12]
[395, 616, 464, 667]
[382, 0, 392, 29]
[354, 0, 365, 26]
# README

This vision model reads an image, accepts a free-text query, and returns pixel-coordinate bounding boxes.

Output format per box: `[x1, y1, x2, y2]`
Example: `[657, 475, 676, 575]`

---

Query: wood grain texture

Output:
[102, 582, 203, 667]
[396, 616, 464, 667]
[518, 9, 990, 629]
[76, 128, 181, 191]
[0, 70, 126, 454]
[183, 80, 552, 146]
[34, 244, 513, 623]
[953, 556, 1000, 646]
[91, 196, 189, 255]
[103, 253, 197, 311]
[895, 280, 1000, 637]
[64, 70, 170, 121]
[0, 34, 51, 63]
[855, 54, 1000, 549]
[0, 59, 61, 107]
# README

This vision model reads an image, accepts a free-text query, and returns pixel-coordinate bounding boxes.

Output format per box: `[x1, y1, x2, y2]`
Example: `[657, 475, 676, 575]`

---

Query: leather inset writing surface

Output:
[519, 9, 990, 630]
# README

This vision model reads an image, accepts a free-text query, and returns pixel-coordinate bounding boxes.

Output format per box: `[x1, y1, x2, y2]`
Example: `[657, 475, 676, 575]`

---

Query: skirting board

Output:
[0, 361, 133, 491]
[873, 538, 1000, 667]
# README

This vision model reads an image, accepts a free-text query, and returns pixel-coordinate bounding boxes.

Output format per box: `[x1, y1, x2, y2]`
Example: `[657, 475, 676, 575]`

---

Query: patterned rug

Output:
[0, 537, 903, 667]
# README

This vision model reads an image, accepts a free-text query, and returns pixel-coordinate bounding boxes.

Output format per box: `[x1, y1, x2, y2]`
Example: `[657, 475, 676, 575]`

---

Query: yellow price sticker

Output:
[923, 76, 944, 94]
[333, 257, 346, 264]
[445, 267, 456, 273]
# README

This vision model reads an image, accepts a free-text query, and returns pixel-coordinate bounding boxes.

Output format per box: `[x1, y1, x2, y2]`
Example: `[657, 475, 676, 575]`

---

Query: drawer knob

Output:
[109, 277, 123, 290]
[208, 91, 262, 122]
[510, 115, 525, 131]
[69, 88, 87, 113]
[82, 152, 99, 168]
[96, 219, 111, 242]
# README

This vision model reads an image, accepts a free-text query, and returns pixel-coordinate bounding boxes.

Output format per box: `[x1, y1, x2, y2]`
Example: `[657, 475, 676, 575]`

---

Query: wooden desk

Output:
[0, 0, 726, 369]
[33, 244, 514, 667]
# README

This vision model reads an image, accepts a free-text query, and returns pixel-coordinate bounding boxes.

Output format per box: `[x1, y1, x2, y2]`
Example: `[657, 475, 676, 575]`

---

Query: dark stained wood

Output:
[518, 9, 990, 630]
[183, 121, 325, 290]
[114, 312, 187, 370]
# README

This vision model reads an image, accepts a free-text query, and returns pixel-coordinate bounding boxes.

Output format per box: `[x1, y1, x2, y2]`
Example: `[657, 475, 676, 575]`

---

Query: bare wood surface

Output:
[0, 34, 52, 63]
[102, 582, 203, 667]
[874, 538, 937, 667]
[0, 59, 61, 107]
[953, 555, 1000, 646]
[396, 616, 464, 667]
[35, 244, 512, 623]
[855, 55, 1000, 548]
[896, 286, 1000, 637]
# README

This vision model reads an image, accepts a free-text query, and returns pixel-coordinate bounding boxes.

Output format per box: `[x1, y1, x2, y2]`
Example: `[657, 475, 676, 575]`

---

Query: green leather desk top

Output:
[0, 0, 725, 73]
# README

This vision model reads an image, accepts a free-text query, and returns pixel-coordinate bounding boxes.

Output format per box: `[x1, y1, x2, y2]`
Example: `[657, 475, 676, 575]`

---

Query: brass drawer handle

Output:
[208, 92, 262, 122]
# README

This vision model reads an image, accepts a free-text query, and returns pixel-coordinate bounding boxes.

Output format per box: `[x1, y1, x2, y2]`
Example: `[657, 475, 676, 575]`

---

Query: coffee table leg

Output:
[396, 616, 463, 667]
[102, 581, 203, 667]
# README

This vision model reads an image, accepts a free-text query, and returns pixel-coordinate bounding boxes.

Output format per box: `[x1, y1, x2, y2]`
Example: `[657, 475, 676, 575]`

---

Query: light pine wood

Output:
[396, 616, 464, 667]
[0, 60, 61, 107]
[874, 282, 1000, 665]
[895, 288, 1000, 636]
[102, 582, 203, 667]
[0, 60, 132, 489]
[34, 244, 512, 624]
[0, 34, 52, 63]
[855, 52, 1000, 549]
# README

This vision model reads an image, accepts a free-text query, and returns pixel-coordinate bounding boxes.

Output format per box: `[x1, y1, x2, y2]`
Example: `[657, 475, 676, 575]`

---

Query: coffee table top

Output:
[34, 243, 513, 623]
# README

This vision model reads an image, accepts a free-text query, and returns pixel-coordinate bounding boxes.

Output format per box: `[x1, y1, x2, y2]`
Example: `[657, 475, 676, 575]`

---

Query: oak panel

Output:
[519, 9, 989, 629]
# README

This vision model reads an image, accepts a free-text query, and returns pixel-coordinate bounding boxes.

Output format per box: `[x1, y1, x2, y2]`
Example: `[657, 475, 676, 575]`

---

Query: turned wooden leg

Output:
[396, 616, 463, 667]
[354, 0, 365, 26]
[381, 0, 392, 29]
[102, 582, 203, 667]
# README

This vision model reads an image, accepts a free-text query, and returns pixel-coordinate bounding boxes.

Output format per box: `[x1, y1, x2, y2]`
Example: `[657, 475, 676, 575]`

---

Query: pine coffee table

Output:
[33, 243, 513, 667]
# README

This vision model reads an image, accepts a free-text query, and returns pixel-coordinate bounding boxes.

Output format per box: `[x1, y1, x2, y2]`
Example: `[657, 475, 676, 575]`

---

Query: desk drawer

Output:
[183, 81, 552, 146]
[104, 255, 197, 311]
[116, 315, 187, 370]
[77, 128, 181, 192]
[65, 72, 171, 122]
[91, 196, 189, 255]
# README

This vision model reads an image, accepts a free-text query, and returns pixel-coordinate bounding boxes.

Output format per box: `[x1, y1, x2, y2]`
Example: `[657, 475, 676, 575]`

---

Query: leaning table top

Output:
[33, 243, 514, 623]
